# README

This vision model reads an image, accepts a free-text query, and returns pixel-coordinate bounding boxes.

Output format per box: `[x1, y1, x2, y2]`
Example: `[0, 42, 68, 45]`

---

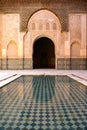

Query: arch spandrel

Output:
[28, 9, 61, 31]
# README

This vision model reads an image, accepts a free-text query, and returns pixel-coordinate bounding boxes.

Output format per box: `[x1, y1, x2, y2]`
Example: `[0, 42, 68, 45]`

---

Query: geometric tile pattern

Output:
[0, 76, 87, 130]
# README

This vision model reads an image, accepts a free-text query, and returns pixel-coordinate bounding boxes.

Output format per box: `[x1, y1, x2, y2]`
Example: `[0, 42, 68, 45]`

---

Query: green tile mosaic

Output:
[0, 58, 87, 70]
[0, 76, 87, 130]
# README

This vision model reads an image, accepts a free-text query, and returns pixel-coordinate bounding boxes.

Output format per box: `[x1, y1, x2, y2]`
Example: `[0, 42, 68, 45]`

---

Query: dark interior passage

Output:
[33, 37, 55, 68]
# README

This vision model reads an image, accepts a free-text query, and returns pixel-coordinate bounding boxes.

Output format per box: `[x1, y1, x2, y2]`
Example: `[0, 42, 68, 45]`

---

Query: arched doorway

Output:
[33, 37, 55, 68]
[24, 9, 61, 69]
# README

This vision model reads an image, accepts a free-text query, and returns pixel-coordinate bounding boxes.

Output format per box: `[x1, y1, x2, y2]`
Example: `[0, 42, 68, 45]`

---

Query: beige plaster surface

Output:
[0, 11, 87, 70]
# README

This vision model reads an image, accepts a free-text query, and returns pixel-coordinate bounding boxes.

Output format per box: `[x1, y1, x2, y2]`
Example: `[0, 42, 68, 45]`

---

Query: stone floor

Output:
[0, 69, 87, 88]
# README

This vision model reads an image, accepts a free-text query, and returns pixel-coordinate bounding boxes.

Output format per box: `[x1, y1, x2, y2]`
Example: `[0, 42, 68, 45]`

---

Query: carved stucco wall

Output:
[0, 1, 87, 32]
[69, 14, 87, 58]
[24, 9, 63, 69]
[0, 0, 87, 69]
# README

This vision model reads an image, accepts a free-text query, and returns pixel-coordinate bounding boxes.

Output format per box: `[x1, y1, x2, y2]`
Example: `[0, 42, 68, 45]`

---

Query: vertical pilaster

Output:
[81, 14, 86, 58]
[2, 49, 7, 69]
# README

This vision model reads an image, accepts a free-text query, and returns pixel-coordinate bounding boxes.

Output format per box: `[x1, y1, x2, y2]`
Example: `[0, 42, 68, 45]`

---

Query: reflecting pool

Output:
[0, 76, 87, 130]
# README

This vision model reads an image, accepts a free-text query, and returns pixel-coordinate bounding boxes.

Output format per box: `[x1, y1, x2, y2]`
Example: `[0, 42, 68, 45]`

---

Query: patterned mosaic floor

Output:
[0, 75, 87, 130]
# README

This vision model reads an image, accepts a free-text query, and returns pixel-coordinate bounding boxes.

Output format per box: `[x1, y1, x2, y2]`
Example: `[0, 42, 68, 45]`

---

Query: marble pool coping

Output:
[0, 69, 87, 88]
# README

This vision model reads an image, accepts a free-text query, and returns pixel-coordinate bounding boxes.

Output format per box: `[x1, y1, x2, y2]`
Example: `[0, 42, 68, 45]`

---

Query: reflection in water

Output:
[0, 76, 87, 105]
[32, 76, 55, 103]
